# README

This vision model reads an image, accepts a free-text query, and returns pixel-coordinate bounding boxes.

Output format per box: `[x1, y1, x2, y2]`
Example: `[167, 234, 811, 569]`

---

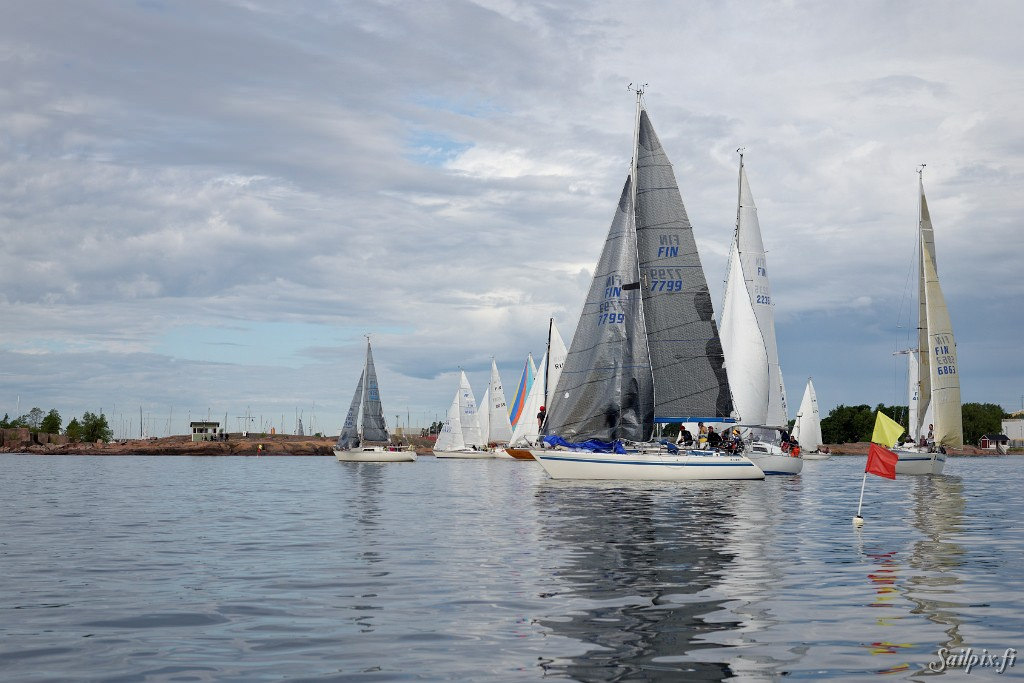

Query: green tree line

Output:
[820, 402, 1009, 445]
[1, 409, 113, 442]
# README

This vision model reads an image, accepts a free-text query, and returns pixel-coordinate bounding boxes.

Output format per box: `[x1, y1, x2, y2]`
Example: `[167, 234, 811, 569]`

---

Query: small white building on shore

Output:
[191, 421, 221, 442]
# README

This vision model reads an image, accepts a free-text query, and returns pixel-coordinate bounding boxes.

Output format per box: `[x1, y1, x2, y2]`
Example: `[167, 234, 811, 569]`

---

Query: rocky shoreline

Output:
[0, 433, 1003, 457]
[0, 432, 443, 456]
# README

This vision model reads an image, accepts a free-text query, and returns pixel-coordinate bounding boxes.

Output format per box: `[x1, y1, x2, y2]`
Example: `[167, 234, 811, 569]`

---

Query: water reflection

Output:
[905, 474, 966, 668]
[343, 463, 387, 634]
[856, 473, 966, 676]
[534, 481, 755, 681]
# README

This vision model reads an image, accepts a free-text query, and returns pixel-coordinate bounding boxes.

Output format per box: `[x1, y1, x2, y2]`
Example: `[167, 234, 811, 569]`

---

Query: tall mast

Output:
[627, 83, 656, 438]
[359, 334, 370, 439]
[544, 317, 553, 406]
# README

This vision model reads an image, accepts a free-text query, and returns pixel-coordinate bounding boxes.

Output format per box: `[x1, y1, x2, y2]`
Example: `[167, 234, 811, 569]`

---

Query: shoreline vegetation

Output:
[0, 432, 1006, 457]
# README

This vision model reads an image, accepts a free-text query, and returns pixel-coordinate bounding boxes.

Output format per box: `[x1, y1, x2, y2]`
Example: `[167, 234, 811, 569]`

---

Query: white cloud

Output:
[1, 0, 1022, 435]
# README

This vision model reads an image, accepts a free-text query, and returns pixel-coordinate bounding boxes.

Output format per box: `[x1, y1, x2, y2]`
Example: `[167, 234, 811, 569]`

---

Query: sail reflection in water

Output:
[534, 480, 751, 680]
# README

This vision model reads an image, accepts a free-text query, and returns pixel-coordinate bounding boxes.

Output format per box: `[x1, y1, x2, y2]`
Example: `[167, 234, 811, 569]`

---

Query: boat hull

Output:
[529, 450, 764, 481]
[434, 450, 498, 459]
[893, 449, 946, 475]
[504, 447, 536, 460]
[743, 442, 803, 475]
[334, 447, 416, 462]
[801, 452, 831, 461]
[745, 452, 803, 475]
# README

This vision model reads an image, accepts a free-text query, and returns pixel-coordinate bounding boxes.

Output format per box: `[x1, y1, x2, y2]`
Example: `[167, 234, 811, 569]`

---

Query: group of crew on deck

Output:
[675, 422, 748, 453]
[674, 423, 803, 456]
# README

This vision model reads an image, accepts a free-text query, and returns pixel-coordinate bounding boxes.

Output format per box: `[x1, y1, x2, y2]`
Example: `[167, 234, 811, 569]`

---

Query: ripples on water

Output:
[1, 454, 1022, 681]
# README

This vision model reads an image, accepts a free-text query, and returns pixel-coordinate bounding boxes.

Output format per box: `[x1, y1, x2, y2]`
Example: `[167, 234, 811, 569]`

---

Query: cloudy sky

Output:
[2, 0, 1021, 438]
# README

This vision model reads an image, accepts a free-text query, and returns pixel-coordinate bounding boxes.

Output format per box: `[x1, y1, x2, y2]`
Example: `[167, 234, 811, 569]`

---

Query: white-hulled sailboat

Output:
[528, 88, 763, 481]
[433, 370, 496, 458]
[892, 167, 962, 475]
[792, 378, 829, 459]
[334, 339, 416, 462]
[719, 152, 801, 475]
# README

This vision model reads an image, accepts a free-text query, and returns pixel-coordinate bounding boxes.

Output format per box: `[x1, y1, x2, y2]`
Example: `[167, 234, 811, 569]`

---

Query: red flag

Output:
[866, 443, 898, 480]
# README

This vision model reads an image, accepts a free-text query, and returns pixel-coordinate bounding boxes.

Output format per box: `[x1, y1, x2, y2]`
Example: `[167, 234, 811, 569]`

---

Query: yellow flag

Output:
[871, 411, 905, 447]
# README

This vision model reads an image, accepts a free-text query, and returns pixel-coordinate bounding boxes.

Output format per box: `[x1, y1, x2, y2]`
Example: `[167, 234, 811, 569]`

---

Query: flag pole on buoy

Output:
[853, 410, 904, 525]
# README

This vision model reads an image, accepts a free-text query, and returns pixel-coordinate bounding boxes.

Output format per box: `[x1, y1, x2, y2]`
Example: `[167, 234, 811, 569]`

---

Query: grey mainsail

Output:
[634, 110, 734, 422]
[543, 176, 653, 442]
[360, 341, 389, 442]
[337, 370, 364, 449]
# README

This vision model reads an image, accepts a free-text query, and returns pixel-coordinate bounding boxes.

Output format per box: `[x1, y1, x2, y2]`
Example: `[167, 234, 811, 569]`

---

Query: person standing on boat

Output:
[697, 423, 707, 449]
[926, 424, 935, 451]
[708, 428, 722, 449]
[779, 427, 791, 452]
[537, 406, 546, 431]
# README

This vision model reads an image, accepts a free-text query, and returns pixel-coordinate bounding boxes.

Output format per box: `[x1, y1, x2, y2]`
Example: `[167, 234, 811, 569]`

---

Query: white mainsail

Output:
[791, 378, 822, 451]
[486, 359, 512, 443]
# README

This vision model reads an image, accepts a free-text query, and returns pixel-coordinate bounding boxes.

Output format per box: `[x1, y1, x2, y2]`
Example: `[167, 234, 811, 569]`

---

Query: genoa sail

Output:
[719, 239, 769, 426]
[434, 391, 465, 452]
[543, 175, 652, 442]
[336, 370, 364, 449]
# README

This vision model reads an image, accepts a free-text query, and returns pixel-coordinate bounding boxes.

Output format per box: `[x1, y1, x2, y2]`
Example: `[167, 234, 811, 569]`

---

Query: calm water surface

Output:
[2, 454, 1022, 681]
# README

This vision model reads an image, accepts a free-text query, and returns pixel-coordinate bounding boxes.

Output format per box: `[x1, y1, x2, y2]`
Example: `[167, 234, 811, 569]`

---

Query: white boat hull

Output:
[434, 449, 498, 459]
[745, 452, 803, 475]
[334, 446, 416, 462]
[743, 442, 803, 475]
[893, 448, 946, 475]
[529, 449, 764, 481]
[801, 452, 831, 461]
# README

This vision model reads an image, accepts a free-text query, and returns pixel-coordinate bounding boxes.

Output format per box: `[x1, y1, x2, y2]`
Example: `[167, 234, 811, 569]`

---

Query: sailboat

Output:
[892, 168, 962, 475]
[792, 378, 829, 459]
[528, 88, 763, 481]
[505, 319, 568, 459]
[433, 370, 496, 458]
[480, 358, 516, 458]
[334, 339, 416, 462]
[719, 153, 801, 475]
